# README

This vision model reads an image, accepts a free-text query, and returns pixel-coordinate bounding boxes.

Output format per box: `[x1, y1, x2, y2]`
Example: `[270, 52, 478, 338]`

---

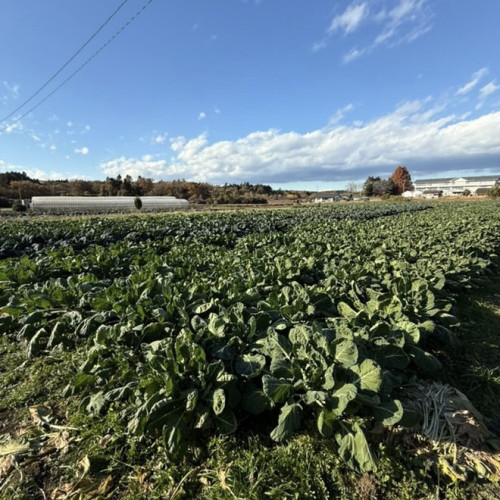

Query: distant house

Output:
[414, 175, 500, 196]
[402, 190, 423, 198]
[422, 190, 443, 199]
[313, 191, 352, 203]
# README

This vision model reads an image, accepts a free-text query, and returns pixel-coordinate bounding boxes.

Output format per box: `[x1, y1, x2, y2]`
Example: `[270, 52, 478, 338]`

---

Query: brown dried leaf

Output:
[77, 455, 91, 478]
[96, 475, 114, 495]
[48, 431, 72, 455]
[98, 434, 113, 448]
[50, 482, 78, 500]
[0, 455, 16, 478]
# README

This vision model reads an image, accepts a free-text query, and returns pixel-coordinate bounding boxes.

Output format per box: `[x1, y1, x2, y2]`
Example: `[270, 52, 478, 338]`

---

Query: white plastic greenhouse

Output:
[30, 196, 189, 213]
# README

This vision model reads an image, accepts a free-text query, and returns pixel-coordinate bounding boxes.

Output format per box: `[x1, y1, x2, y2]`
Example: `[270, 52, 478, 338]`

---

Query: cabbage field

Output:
[1, 201, 499, 498]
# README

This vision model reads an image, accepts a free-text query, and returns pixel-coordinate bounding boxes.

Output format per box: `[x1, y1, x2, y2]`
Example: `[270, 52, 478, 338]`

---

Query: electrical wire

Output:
[1, 0, 155, 128]
[0, 0, 130, 125]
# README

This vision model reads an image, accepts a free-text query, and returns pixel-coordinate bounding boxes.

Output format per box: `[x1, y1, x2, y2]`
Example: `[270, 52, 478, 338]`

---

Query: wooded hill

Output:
[0, 172, 312, 207]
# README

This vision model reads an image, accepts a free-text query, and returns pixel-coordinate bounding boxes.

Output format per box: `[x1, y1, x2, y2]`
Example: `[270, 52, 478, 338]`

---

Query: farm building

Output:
[401, 190, 423, 198]
[30, 196, 189, 212]
[313, 191, 352, 203]
[414, 175, 499, 196]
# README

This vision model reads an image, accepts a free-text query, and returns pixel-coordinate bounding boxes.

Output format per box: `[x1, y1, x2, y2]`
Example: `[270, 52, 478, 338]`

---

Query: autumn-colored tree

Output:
[390, 166, 413, 195]
[134, 176, 154, 196]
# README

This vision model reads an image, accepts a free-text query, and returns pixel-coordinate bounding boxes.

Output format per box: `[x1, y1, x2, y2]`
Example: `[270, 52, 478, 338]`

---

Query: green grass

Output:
[438, 267, 500, 432]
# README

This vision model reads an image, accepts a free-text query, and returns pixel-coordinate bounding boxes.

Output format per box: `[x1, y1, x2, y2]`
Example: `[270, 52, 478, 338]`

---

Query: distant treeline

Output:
[0, 172, 311, 207]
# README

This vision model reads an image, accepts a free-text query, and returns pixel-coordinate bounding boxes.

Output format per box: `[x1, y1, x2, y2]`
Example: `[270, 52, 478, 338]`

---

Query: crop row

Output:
[1, 202, 499, 471]
[0, 202, 430, 259]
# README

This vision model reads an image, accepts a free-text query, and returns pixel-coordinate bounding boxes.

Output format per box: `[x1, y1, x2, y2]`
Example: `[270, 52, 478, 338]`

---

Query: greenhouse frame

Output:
[30, 196, 189, 213]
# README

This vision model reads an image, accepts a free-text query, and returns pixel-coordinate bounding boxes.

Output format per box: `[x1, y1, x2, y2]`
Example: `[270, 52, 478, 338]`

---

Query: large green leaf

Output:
[334, 339, 358, 368]
[374, 344, 409, 369]
[337, 424, 377, 472]
[317, 408, 337, 437]
[351, 359, 382, 392]
[322, 365, 336, 391]
[85, 391, 106, 415]
[235, 353, 266, 378]
[208, 313, 226, 337]
[269, 357, 294, 378]
[262, 374, 293, 403]
[241, 383, 270, 414]
[270, 402, 303, 442]
[73, 373, 98, 390]
[331, 383, 357, 415]
[212, 388, 226, 415]
[289, 325, 311, 347]
[214, 408, 237, 434]
[263, 331, 293, 359]
[397, 321, 420, 344]
[161, 410, 186, 457]
[302, 390, 329, 406]
[27, 328, 47, 358]
[407, 345, 442, 373]
[352, 423, 377, 472]
[194, 301, 215, 314]
[104, 381, 137, 403]
[337, 302, 357, 320]
[371, 399, 404, 426]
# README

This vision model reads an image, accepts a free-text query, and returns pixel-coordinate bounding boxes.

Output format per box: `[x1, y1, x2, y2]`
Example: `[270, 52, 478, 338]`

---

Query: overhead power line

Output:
[1, 0, 130, 125]
[1, 0, 155, 128]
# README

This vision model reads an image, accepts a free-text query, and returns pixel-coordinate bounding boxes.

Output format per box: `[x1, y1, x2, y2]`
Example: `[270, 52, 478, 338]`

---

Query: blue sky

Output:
[1, 0, 499, 190]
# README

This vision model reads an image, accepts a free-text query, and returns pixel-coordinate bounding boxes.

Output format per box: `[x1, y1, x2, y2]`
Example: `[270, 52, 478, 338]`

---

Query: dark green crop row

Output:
[0, 202, 430, 259]
[1, 202, 499, 472]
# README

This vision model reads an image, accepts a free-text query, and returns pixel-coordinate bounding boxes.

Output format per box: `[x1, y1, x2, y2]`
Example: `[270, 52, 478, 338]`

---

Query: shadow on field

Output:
[440, 269, 500, 436]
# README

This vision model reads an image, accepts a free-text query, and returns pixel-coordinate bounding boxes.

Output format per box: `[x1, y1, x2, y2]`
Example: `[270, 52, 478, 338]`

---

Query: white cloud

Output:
[456, 67, 489, 95]
[170, 136, 186, 152]
[479, 80, 500, 100]
[328, 2, 369, 35]
[312, 40, 327, 53]
[75, 146, 89, 155]
[328, 103, 354, 125]
[152, 133, 168, 144]
[318, 0, 433, 61]
[343, 47, 365, 63]
[1, 121, 23, 134]
[475, 80, 500, 110]
[100, 156, 169, 179]
[67, 121, 73, 127]
[98, 96, 500, 185]
[1, 81, 19, 103]
[198, 111, 207, 120]
[372, 0, 432, 48]
[0, 161, 65, 180]
[31, 134, 42, 142]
